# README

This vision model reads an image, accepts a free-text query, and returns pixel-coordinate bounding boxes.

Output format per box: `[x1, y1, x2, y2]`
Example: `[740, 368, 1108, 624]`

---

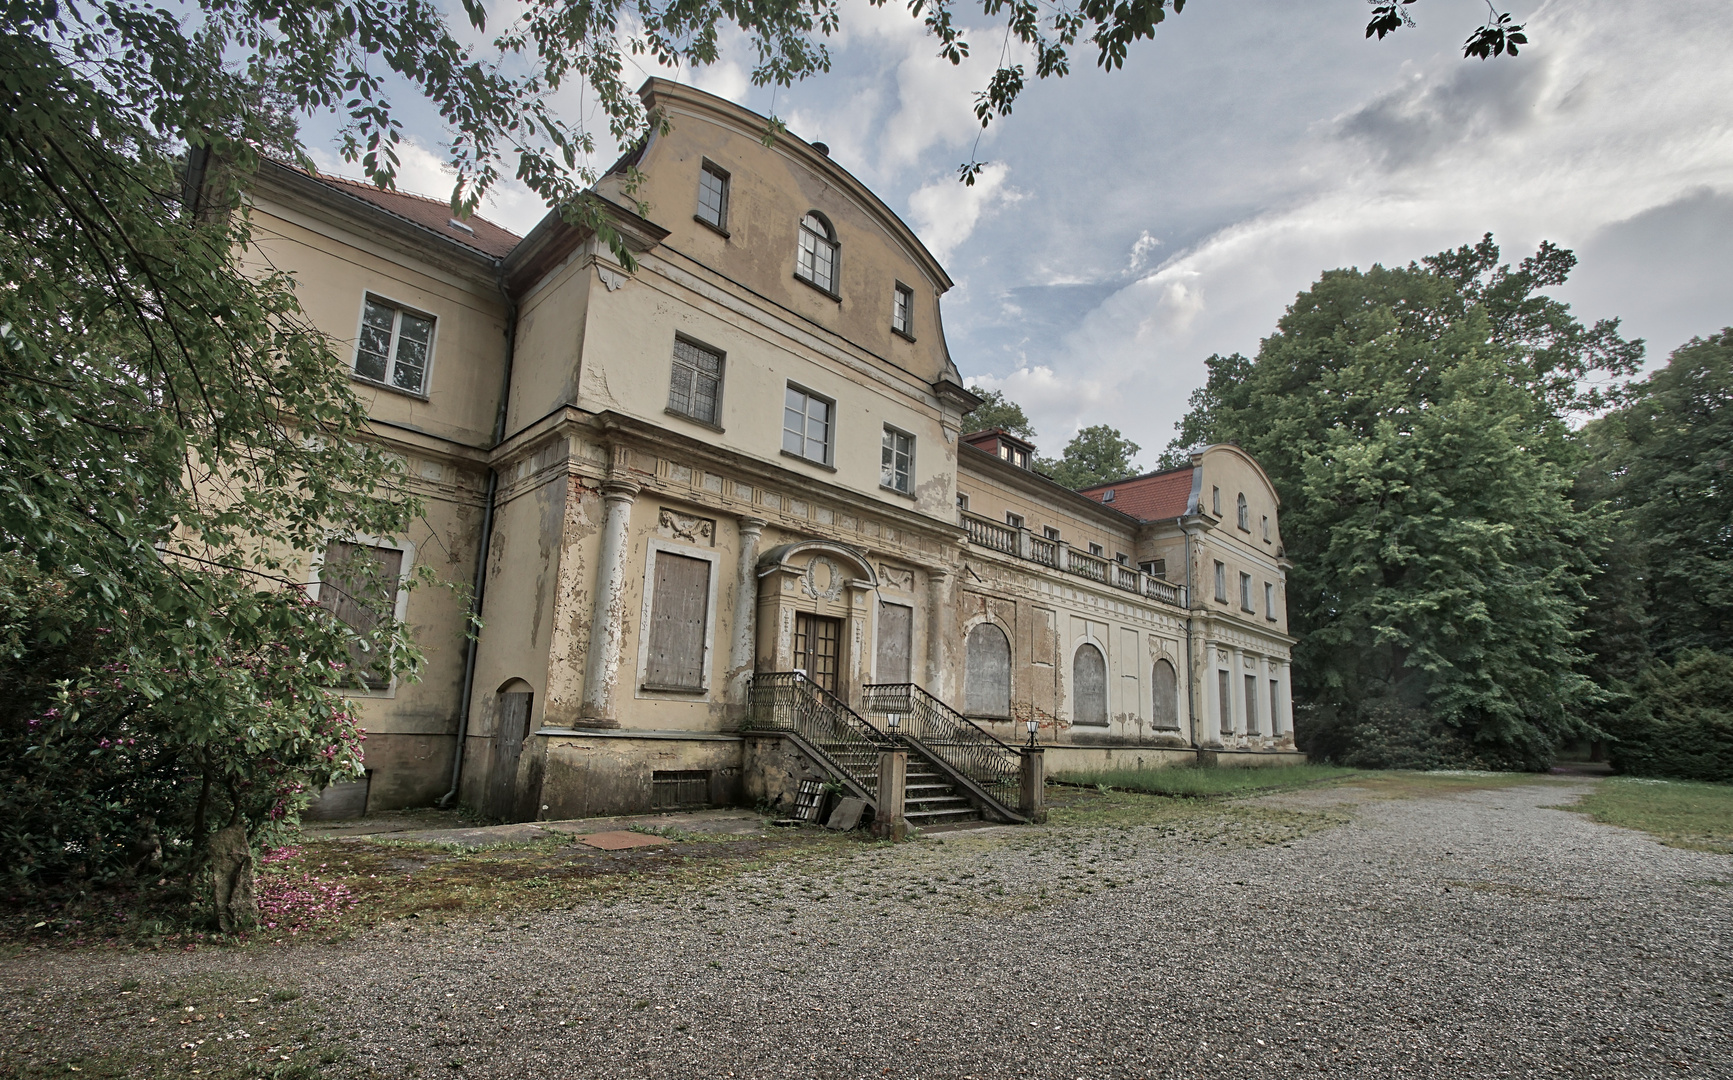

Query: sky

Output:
[308, 0, 1733, 468]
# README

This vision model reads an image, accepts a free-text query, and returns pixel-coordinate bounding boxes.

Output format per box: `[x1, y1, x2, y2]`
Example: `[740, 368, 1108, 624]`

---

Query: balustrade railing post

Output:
[1016, 525, 1032, 560]
[873, 748, 907, 840]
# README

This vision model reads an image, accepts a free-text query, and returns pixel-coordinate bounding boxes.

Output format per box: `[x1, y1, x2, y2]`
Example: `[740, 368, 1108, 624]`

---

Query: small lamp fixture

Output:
[1026, 717, 1039, 747]
[887, 713, 902, 737]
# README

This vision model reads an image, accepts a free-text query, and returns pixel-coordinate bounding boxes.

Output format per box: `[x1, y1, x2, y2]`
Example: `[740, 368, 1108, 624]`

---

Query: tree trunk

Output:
[207, 822, 256, 933]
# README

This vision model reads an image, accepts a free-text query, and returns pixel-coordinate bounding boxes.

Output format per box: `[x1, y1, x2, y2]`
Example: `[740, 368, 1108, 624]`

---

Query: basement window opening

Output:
[652, 770, 712, 809]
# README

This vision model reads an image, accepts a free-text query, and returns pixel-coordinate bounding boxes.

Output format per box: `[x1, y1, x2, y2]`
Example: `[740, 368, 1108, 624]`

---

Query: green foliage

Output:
[1169, 235, 1643, 769]
[1038, 424, 1141, 490]
[0, 34, 420, 897]
[964, 388, 1037, 439]
[1601, 651, 1733, 782]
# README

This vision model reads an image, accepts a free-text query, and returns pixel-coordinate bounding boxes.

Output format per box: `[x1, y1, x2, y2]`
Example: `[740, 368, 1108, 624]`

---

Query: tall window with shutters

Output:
[316, 540, 405, 690]
[667, 338, 723, 426]
[642, 551, 712, 691]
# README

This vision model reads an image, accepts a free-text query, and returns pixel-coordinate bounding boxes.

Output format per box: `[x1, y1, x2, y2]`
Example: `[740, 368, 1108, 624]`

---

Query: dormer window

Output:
[1102, 489, 1116, 503]
[997, 442, 1029, 469]
[795, 212, 838, 295]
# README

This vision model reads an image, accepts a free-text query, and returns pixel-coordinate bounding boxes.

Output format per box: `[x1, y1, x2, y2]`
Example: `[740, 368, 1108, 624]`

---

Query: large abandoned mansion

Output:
[259, 79, 1299, 826]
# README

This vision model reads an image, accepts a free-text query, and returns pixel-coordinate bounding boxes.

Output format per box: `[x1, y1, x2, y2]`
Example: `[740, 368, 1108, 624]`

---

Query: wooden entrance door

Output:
[793, 612, 842, 695]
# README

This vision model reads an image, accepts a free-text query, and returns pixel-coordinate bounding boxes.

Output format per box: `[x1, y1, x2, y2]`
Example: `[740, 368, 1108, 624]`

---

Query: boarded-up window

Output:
[1153, 659, 1179, 730]
[1245, 673, 1261, 734]
[1073, 643, 1108, 726]
[1218, 669, 1232, 733]
[317, 541, 404, 689]
[964, 623, 1011, 717]
[1270, 679, 1281, 735]
[644, 552, 711, 690]
[876, 602, 913, 684]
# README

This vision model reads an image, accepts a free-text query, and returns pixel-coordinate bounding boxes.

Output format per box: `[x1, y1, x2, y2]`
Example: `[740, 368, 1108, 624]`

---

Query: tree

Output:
[1574, 331, 1733, 779]
[965, 388, 1038, 439]
[1039, 425, 1141, 490]
[1167, 236, 1643, 769]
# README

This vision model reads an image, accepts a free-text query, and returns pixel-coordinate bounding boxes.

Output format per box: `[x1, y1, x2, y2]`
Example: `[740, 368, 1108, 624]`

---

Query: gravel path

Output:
[6, 779, 1731, 1079]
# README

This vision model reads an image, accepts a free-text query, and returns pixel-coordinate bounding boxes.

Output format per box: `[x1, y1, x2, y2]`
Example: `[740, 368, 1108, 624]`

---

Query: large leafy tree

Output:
[1575, 331, 1733, 778]
[1039, 425, 1142, 489]
[1168, 237, 1643, 769]
[965, 388, 1039, 439]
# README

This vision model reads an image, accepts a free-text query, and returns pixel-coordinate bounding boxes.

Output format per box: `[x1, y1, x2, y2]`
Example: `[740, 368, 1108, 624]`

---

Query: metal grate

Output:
[791, 779, 827, 822]
[651, 770, 711, 809]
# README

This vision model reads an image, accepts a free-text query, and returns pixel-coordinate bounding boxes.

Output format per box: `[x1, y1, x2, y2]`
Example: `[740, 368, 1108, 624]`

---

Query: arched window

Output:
[1152, 658, 1179, 730]
[796, 212, 838, 294]
[963, 623, 1010, 717]
[1236, 492, 1249, 531]
[1073, 643, 1108, 726]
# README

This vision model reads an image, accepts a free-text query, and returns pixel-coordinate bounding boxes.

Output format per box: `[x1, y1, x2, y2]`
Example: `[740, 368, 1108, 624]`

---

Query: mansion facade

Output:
[255, 79, 1299, 823]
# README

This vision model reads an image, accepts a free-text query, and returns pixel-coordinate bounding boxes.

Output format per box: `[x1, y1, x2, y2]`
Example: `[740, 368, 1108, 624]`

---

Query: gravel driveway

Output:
[5, 779, 1730, 1079]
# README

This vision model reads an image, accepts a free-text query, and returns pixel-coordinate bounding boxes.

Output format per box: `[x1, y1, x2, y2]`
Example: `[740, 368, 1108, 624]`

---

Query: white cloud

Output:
[957, 0, 1733, 458]
[907, 162, 1023, 263]
[311, 138, 551, 237]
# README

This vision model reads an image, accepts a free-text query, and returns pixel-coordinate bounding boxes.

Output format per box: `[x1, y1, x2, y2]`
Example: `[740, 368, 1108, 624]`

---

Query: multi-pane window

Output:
[1043, 526, 1061, 541]
[1240, 572, 1255, 611]
[1237, 493, 1250, 531]
[892, 282, 914, 336]
[696, 162, 729, 231]
[667, 338, 723, 425]
[1141, 558, 1167, 579]
[881, 426, 914, 493]
[957, 492, 970, 512]
[1265, 581, 1277, 620]
[1214, 560, 1227, 602]
[1088, 543, 1105, 557]
[782, 384, 833, 463]
[355, 297, 434, 394]
[1005, 512, 1026, 529]
[796, 213, 838, 294]
[1115, 552, 1130, 565]
[998, 443, 1030, 468]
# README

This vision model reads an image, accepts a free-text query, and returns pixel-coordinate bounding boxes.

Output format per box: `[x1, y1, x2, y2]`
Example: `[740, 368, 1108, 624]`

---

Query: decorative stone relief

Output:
[802, 556, 844, 601]
[596, 264, 627, 291]
[657, 508, 716, 545]
[879, 565, 915, 592]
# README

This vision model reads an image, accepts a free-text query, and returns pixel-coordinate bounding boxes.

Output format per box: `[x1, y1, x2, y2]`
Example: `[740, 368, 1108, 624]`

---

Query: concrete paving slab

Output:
[573, 830, 670, 850]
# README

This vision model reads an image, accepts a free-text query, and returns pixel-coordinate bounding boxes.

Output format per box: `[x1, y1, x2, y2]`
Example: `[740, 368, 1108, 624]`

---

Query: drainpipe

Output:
[439, 273, 518, 807]
[1183, 522, 1198, 753]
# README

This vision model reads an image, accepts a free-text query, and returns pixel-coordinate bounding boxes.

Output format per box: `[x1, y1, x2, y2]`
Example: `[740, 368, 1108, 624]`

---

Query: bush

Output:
[0, 558, 366, 902]
[1297, 691, 1549, 771]
[1608, 651, 1733, 781]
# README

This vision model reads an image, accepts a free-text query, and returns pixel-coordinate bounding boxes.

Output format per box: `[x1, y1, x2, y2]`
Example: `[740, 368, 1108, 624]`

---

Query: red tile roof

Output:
[1078, 467, 1195, 522]
[314, 174, 524, 259]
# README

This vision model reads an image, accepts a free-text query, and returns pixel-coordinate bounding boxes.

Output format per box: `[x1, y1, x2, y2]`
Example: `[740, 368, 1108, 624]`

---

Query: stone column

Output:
[1202, 641, 1225, 749]
[1018, 747, 1047, 823]
[925, 567, 952, 700]
[1278, 659, 1296, 744]
[577, 477, 640, 728]
[728, 516, 766, 708]
[873, 749, 907, 840]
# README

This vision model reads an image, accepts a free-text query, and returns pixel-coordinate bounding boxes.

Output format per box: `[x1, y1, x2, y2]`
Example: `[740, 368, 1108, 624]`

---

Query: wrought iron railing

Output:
[746, 673, 892, 799]
[961, 512, 1018, 555]
[860, 682, 1022, 818]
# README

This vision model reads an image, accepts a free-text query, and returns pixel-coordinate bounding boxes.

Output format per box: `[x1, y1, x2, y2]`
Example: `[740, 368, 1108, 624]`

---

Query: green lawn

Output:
[1052, 762, 1358, 798]
[1565, 776, 1733, 854]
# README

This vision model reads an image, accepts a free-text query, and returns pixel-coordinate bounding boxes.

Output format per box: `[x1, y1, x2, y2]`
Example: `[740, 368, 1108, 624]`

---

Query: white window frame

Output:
[1214, 560, 1227, 603]
[634, 538, 723, 701]
[781, 383, 835, 466]
[1237, 493, 1250, 532]
[957, 492, 970, 512]
[695, 159, 730, 233]
[881, 425, 915, 494]
[1043, 526, 1061, 541]
[891, 281, 915, 338]
[795, 212, 839, 296]
[352, 294, 437, 397]
[1265, 581, 1277, 620]
[1088, 542, 1105, 557]
[1240, 571, 1255, 612]
[307, 533, 416, 698]
[1005, 511, 1026, 529]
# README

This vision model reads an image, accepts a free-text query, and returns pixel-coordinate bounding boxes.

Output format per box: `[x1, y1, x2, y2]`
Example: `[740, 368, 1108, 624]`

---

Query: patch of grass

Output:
[1562, 776, 1733, 853]
[0, 972, 338, 1079]
[1053, 763, 1358, 798]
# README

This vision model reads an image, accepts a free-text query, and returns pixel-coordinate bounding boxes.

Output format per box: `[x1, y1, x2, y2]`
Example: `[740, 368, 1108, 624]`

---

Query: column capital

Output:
[737, 514, 768, 535]
[600, 477, 641, 502]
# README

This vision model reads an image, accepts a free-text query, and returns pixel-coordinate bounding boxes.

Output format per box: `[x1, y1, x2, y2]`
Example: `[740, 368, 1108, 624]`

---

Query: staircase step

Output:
[906, 807, 980, 824]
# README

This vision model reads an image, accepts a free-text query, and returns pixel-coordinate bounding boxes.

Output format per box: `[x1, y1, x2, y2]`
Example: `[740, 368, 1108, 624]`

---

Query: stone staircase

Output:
[806, 741, 981, 828]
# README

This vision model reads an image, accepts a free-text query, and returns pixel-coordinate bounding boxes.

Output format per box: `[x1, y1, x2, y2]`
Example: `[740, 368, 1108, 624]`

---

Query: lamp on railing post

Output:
[887, 712, 902, 743]
[1026, 717, 1039, 747]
